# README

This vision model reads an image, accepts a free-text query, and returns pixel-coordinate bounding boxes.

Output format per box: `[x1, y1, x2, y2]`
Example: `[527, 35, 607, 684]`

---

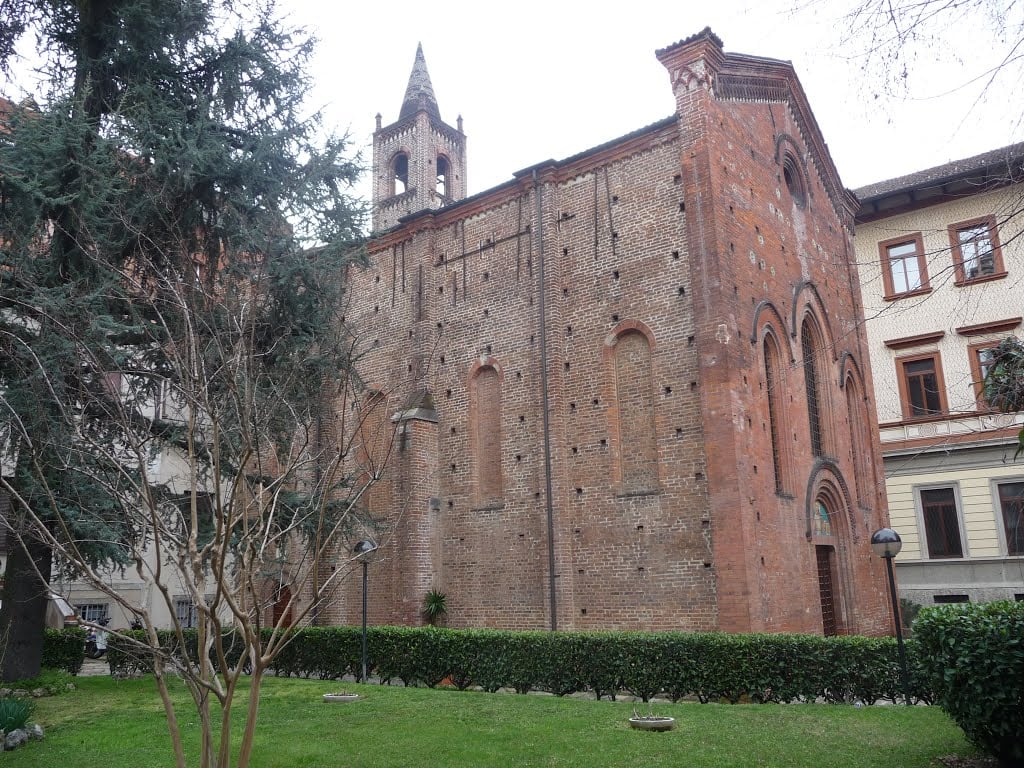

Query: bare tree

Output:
[0, 0, 368, 685]
[818, 0, 1024, 104]
[0, 238, 406, 767]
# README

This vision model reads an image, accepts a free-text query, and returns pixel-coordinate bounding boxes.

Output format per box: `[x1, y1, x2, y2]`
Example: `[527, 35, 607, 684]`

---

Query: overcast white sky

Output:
[1, 1, 1017, 200]
[283, 0, 1021, 199]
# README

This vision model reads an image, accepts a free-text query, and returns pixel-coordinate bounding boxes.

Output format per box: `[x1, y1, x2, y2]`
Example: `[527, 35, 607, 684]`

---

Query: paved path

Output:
[79, 658, 109, 677]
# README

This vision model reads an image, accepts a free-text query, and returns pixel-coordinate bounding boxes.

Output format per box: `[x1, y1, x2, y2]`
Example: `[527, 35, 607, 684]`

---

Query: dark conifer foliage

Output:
[0, 0, 366, 682]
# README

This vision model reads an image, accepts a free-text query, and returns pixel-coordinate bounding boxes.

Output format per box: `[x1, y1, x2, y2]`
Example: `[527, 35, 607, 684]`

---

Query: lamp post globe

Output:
[871, 527, 909, 704]
[870, 527, 903, 559]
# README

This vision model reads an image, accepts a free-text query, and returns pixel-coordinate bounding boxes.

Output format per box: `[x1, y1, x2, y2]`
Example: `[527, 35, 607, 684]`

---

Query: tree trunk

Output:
[0, 518, 53, 682]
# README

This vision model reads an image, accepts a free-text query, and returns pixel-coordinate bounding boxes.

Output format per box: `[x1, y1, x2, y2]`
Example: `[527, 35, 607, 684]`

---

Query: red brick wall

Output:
[330, 31, 893, 636]
[470, 363, 503, 506]
[658, 30, 891, 635]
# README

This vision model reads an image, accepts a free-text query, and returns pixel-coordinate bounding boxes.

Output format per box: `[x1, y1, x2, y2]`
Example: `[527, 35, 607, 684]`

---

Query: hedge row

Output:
[105, 626, 933, 704]
[914, 601, 1023, 766]
[42, 627, 85, 675]
[105, 628, 250, 679]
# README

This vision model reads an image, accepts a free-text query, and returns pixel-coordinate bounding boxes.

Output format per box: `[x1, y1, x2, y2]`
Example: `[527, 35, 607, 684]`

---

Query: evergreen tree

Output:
[0, 0, 365, 692]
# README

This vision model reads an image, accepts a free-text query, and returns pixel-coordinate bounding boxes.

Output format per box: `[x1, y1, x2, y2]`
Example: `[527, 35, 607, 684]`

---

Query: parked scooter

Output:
[85, 618, 110, 659]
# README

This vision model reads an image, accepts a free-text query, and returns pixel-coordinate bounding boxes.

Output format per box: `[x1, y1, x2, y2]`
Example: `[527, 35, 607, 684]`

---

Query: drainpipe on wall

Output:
[534, 168, 558, 632]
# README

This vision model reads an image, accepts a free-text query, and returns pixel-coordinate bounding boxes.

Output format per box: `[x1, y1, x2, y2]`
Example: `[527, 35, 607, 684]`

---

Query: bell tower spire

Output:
[400, 43, 441, 121]
[372, 43, 467, 232]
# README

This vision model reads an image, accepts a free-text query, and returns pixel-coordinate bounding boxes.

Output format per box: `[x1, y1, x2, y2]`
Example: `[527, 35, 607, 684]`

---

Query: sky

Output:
[0, 1, 1018, 202]
[276, 0, 1021, 202]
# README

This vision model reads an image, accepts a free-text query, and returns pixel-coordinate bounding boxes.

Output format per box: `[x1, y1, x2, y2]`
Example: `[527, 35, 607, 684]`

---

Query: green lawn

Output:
[5, 675, 977, 767]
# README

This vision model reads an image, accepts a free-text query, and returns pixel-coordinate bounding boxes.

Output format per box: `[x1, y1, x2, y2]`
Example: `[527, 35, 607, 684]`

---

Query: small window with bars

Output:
[919, 486, 964, 559]
[76, 603, 110, 623]
[801, 322, 824, 457]
[174, 597, 198, 629]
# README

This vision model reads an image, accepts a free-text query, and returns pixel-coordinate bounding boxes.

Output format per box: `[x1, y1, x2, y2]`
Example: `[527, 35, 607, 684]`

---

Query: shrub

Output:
[913, 601, 1024, 767]
[900, 598, 922, 632]
[106, 629, 155, 678]
[0, 698, 33, 731]
[107, 623, 928, 707]
[107, 628, 253, 678]
[42, 627, 86, 675]
[6, 668, 75, 695]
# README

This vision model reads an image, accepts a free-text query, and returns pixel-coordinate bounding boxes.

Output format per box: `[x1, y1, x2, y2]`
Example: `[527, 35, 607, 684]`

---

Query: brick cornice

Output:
[713, 55, 858, 227]
[368, 119, 680, 254]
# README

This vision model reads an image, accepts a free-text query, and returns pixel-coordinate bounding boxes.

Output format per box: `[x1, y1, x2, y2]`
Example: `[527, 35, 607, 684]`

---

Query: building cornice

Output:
[368, 117, 679, 253]
[955, 317, 1022, 337]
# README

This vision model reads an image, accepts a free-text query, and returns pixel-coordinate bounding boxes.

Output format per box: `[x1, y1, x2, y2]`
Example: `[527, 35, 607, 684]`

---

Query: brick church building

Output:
[336, 29, 894, 635]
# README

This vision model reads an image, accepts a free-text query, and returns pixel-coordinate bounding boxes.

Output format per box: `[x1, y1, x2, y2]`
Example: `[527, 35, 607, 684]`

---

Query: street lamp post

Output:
[353, 539, 377, 683]
[870, 527, 910, 705]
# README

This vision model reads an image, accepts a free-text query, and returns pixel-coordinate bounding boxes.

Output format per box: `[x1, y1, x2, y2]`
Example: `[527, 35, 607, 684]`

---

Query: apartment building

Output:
[855, 144, 1024, 607]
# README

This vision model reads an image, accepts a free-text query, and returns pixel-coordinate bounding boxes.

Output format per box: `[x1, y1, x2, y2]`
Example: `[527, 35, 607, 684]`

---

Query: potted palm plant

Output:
[422, 589, 448, 626]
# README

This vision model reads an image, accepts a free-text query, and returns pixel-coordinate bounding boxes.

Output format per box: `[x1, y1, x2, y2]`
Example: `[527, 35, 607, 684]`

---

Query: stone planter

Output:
[322, 693, 360, 703]
[629, 716, 675, 732]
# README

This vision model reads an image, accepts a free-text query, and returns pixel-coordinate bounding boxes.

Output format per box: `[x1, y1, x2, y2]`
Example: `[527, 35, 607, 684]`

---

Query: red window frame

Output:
[878, 232, 929, 300]
[949, 215, 1005, 286]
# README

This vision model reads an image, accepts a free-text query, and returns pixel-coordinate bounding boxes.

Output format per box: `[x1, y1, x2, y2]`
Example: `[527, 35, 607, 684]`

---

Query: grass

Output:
[4, 668, 76, 694]
[3, 675, 978, 767]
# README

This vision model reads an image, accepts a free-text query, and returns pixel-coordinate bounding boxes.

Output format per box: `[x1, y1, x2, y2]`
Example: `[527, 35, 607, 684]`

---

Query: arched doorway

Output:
[272, 585, 293, 627]
[805, 462, 859, 636]
[812, 500, 841, 636]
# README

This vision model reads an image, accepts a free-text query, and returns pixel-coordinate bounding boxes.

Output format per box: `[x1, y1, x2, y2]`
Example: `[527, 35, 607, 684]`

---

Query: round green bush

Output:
[913, 601, 1024, 767]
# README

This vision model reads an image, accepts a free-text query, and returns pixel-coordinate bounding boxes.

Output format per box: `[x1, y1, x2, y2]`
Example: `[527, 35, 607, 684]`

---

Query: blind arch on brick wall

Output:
[357, 390, 393, 516]
[749, 300, 793, 355]
[469, 359, 503, 507]
[762, 327, 793, 495]
[800, 312, 835, 459]
[841, 359, 876, 520]
[604, 321, 659, 495]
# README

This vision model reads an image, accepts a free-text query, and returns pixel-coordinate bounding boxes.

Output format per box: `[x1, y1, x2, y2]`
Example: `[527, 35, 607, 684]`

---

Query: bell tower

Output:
[372, 44, 467, 231]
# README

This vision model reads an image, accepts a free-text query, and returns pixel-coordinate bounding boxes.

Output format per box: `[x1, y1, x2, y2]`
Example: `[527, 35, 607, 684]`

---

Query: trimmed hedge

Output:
[105, 625, 932, 704]
[106, 628, 251, 678]
[42, 627, 86, 675]
[914, 601, 1024, 767]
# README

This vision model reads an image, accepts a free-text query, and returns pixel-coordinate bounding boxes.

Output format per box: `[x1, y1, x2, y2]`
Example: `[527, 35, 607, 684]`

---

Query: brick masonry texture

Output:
[331, 30, 894, 636]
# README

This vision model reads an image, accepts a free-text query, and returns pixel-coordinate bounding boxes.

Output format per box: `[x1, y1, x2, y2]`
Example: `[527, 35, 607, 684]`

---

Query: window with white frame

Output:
[918, 486, 965, 559]
[76, 603, 109, 623]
